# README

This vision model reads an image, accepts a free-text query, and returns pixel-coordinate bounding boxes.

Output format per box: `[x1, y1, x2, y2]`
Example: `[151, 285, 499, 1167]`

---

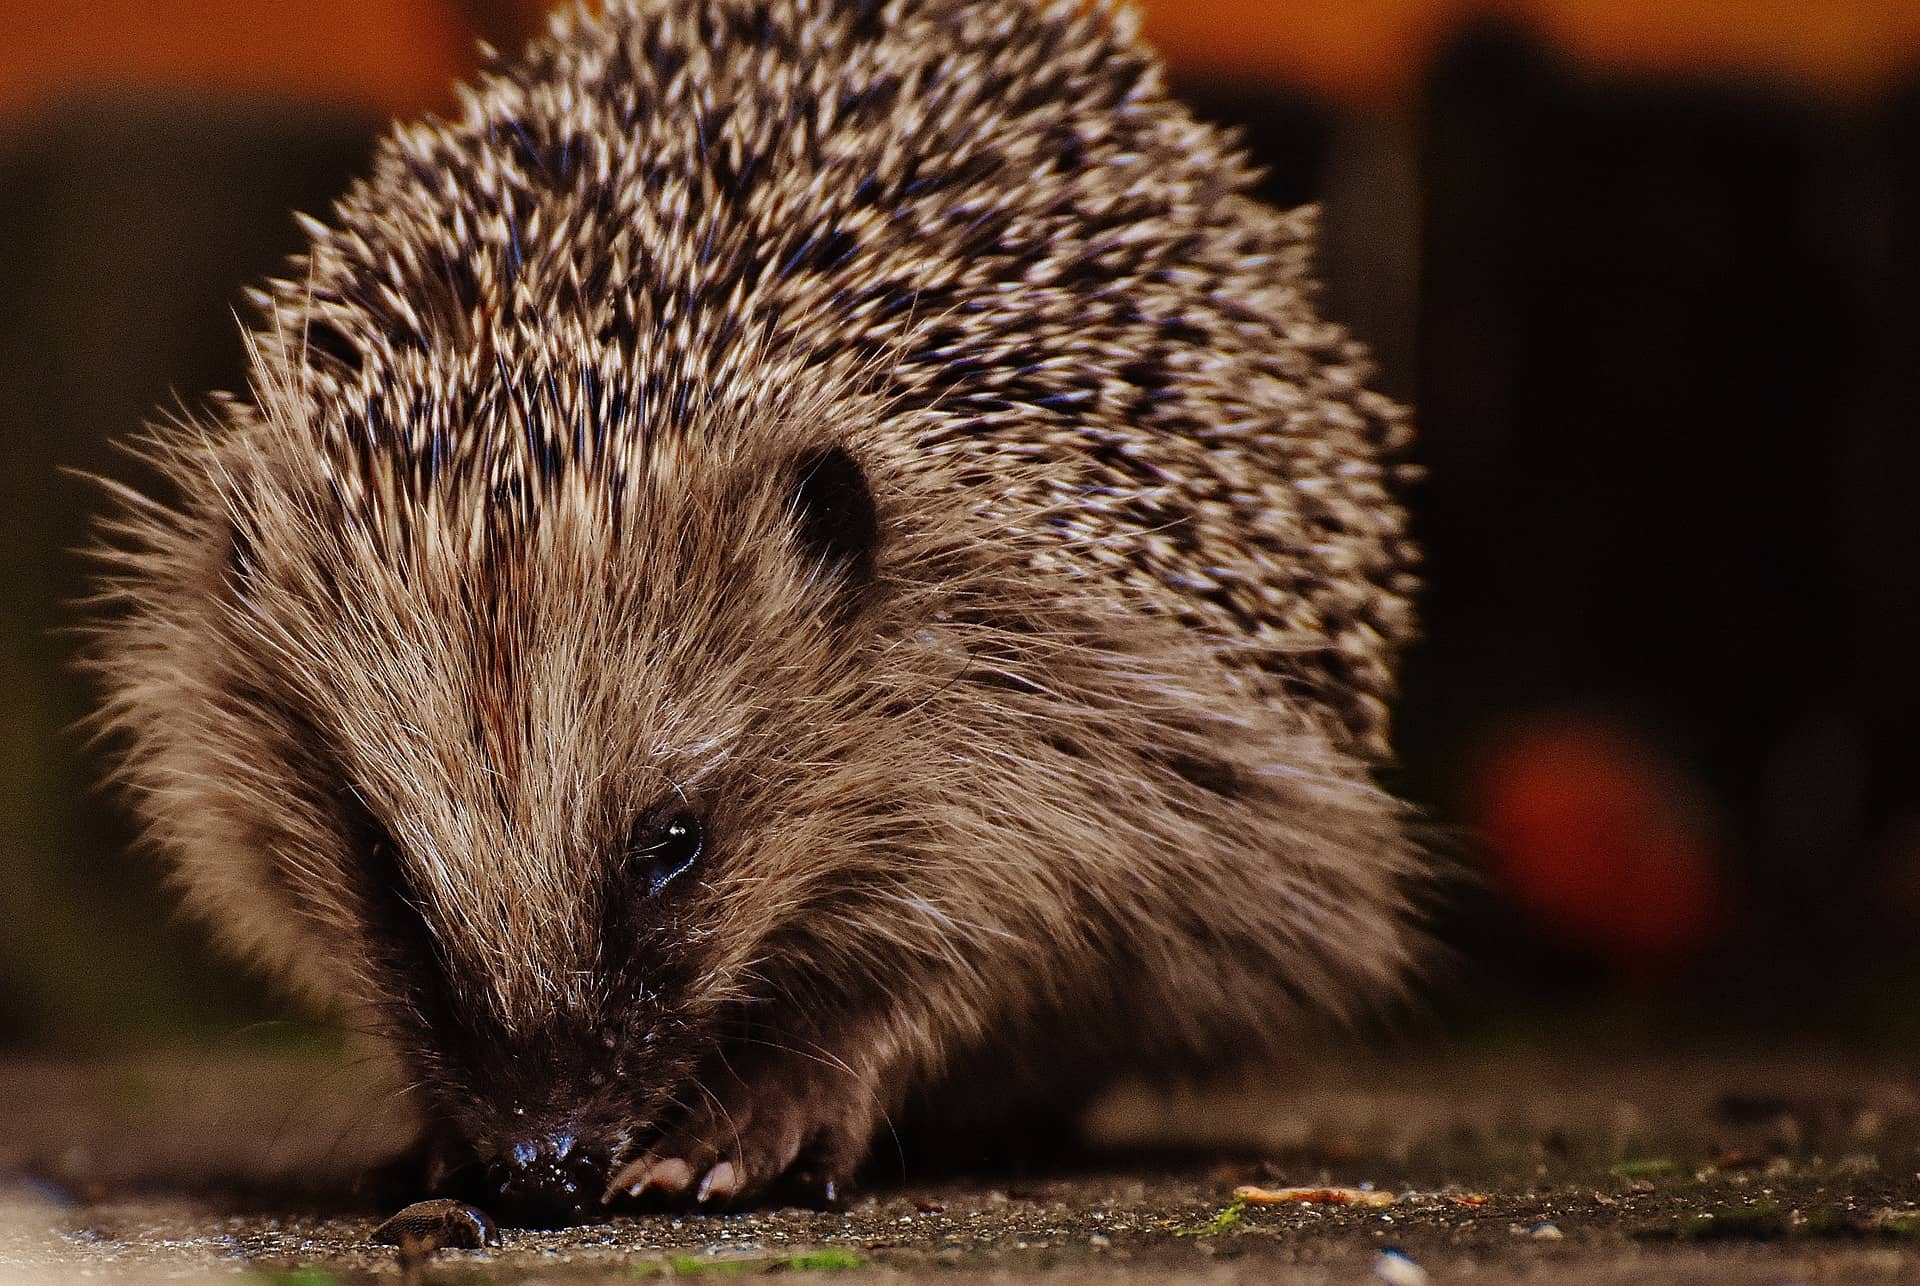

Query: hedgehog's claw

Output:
[696, 1160, 740, 1204]
[609, 1154, 693, 1200]
[603, 1044, 886, 1210]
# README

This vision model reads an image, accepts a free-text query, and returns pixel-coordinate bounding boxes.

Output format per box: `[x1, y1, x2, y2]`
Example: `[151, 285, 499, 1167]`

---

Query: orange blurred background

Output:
[6, 0, 1920, 121]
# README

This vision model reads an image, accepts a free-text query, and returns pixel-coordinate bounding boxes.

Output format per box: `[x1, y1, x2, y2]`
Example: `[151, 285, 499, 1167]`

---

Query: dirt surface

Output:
[4, 1041, 1920, 1283]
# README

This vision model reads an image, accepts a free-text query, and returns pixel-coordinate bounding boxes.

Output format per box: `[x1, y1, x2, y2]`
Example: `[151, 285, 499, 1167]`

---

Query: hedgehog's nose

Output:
[488, 1132, 606, 1227]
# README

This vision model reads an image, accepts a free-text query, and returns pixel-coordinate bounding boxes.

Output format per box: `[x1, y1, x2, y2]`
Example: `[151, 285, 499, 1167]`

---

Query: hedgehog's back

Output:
[263, 0, 1415, 752]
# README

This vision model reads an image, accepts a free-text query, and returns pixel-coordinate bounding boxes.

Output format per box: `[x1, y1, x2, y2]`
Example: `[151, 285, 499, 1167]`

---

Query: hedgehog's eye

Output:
[632, 810, 703, 896]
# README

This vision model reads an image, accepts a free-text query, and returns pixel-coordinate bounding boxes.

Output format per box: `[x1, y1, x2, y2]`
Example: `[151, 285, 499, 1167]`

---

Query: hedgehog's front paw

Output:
[607, 1055, 881, 1209]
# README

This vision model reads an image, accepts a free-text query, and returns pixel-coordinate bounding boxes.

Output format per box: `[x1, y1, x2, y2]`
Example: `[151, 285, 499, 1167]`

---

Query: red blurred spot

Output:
[1471, 716, 1728, 972]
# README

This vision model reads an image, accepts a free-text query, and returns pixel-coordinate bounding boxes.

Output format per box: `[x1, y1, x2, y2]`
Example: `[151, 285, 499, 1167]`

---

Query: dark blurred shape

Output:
[1407, 24, 1920, 1010]
[0, 93, 378, 1045]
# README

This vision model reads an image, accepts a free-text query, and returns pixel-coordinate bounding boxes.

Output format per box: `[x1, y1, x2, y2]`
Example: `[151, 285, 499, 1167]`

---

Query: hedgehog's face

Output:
[194, 426, 904, 1221]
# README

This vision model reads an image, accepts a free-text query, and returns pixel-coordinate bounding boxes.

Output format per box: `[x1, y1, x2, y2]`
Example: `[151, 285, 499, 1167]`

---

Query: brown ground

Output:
[3, 1039, 1919, 1283]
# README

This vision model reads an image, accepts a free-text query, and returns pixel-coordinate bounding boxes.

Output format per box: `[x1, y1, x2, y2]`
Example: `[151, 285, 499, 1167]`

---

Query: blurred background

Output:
[2, 0, 1917, 1052]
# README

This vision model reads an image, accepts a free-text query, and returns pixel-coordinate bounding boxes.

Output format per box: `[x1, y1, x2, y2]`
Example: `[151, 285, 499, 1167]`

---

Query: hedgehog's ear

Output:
[785, 445, 879, 588]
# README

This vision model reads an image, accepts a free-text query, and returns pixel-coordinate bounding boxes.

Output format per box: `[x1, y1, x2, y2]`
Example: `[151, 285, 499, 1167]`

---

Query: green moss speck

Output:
[1801, 1207, 1856, 1237]
[774, 1248, 867, 1270]
[1178, 1198, 1247, 1237]
[259, 1270, 343, 1286]
[631, 1249, 867, 1276]
[1652, 1203, 1787, 1242]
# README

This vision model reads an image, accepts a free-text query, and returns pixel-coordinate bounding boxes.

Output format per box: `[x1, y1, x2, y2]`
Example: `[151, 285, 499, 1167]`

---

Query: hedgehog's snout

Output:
[487, 1130, 607, 1227]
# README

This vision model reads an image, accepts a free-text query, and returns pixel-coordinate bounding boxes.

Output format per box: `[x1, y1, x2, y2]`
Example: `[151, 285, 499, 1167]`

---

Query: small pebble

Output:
[1374, 1249, 1431, 1286]
[371, 1198, 499, 1251]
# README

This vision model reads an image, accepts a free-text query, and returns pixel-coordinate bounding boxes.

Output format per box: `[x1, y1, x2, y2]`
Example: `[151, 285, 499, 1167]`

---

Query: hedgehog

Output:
[87, 0, 1425, 1226]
